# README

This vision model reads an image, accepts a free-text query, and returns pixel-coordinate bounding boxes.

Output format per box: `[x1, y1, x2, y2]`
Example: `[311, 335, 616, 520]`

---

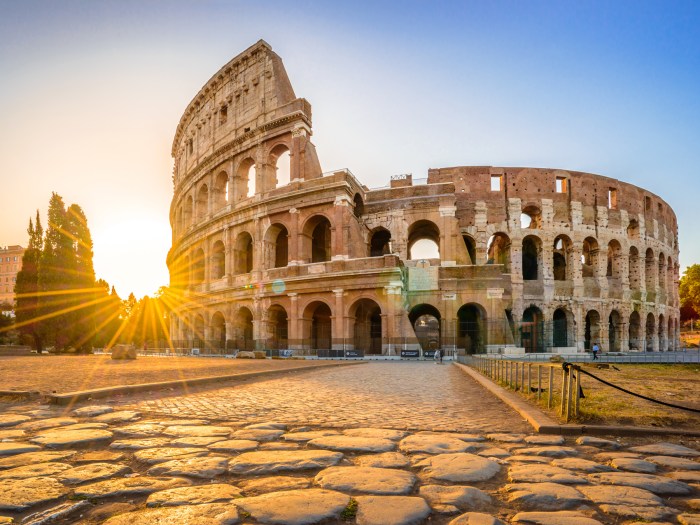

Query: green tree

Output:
[679, 264, 700, 321]
[14, 211, 44, 351]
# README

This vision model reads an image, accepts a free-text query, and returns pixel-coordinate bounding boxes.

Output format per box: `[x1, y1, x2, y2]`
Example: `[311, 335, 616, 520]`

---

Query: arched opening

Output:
[607, 240, 622, 278]
[552, 308, 571, 347]
[211, 311, 226, 351]
[264, 224, 288, 268]
[304, 301, 332, 351]
[582, 237, 599, 277]
[520, 205, 542, 229]
[235, 158, 256, 200]
[553, 235, 572, 281]
[234, 232, 254, 274]
[211, 240, 225, 279]
[353, 194, 364, 218]
[667, 256, 674, 297]
[645, 313, 655, 351]
[457, 303, 485, 354]
[522, 306, 544, 353]
[629, 246, 641, 292]
[608, 310, 622, 352]
[177, 206, 183, 234]
[627, 219, 640, 239]
[629, 311, 641, 351]
[196, 184, 209, 221]
[668, 317, 674, 351]
[463, 235, 476, 265]
[172, 254, 190, 289]
[303, 216, 332, 263]
[184, 195, 193, 227]
[234, 307, 254, 351]
[658, 253, 666, 292]
[213, 171, 229, 210]
[584, 310, 601, 351]
[645, 248, 655, 293]
[271, 145, 291, 188]
[193, 314, 205, 348]
[408, 220, 440, 260]
[268, 305, 288, 350]
[409, 304, 441, 353]
[246, 164, 256, 197]
[658, 313, 666, 351]
[350, 299, 382, 355]
[522, 235, 541, 281]
[192, 248, 205, 284]
[370, 228, 392, 257]
[486, 233, 510, 272]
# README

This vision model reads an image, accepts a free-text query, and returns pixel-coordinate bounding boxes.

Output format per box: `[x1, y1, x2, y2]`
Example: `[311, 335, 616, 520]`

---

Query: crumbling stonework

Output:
[167, 41, 679, 356]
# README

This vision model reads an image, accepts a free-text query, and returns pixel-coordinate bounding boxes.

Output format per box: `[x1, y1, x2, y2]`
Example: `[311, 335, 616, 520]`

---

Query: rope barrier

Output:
[562, 362, 700, 414]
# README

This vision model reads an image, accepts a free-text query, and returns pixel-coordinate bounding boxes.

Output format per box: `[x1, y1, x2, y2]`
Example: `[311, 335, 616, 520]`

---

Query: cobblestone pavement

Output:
[130, 361, 532, 433]
[0, 362, 698, 524]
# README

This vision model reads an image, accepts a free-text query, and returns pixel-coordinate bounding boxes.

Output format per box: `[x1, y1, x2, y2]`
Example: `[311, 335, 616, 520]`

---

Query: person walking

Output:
[434, 348, 441, 364]
[592, 342, 600, 360]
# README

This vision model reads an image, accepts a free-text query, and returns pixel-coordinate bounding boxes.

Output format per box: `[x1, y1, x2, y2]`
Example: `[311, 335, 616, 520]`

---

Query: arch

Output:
[350, 299, 382, 355]
[645, 248, 655, 292]
[409, 303, 441, 352]
[270, 144, 291, 188]
[487, 233, 510, 272]
[658, 252, 666, 291]
[645, 312, 655, 351]
[522, 235, 541, 281]
[234, 307, 254, 351]
[370, 227, 392, 257]
[176, 206, 183, 234]
[627, 218, 640, 239]
[658, 312, 666, 351]
[629, 246, 641, 292]
[584, 310, 601, 351]
[606, 240, 622, 278]
[193, 314, 205, 348]
[264, 223, 288, 268]
[268, 305, 288, 350]
[553, 308, 573, 347]
[303, 301, 332, 351]
[457, 303, 486, 354]
[408, 220, 440, 260]
[668, 316, 675, 351]
[211, 240, 225, 279]
[553, 235, 572, 281]
[236, 157, 256, 200]
[196, 184, 209, 221]
[667, 256, 674, 297]
[171, 253, 190, 289]
[191, 248, 205, 284]
[608, 310, 622, 352]
[302, 215, 332, 263]
[184, 195, 193, 227]
[234, 232, 254, 274]
[581, 237, 599, 277]
[629, 311, 642, 351]
[520, 204, 541, 229]
[522, 306, 544, 353]
[213, 171, 229, 210]
[211, 311, 226, 350]
[353, 194, 365, 218]
[463, 235, 476, 265]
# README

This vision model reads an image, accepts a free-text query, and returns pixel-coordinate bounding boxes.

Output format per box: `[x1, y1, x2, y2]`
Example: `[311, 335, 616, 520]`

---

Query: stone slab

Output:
[0, 450, 75, 469]
[355, 452, 411, 469]
[589, 471, 692, 495]
[628, 442, 700, 457]
[449, 513, 507, 525]
[0, 414, 31, 428]
[102, 503, 239, 525]
[344, 428, 408, 441]
[93, 410, 141, 424]
[609, 457, 658, 473]
[574, 436, 620, 449]
[18, 417, 77, 432]
[74, 476, 192, 498]
[647, 455, 700, 470]
[502, 482, 588, 511]
[133, 447, 208, 464]
[110, 438, 172, 450]
[314, 466, 416, 495]
[57, 462, 131, 484]
[508, 464, 587, 484]
[282, 430, 341, 442]
[517, 446, 579, 458]
[164, 425, 232, 438]
[229, 450, 343, 475]
[355, 495, 431, 525]
[550, 458, 613, 473]
[146, 483, 242, 506]
[113, 423, 165, 437]
[511, 511, 603, 525]
[577, 484, 675, 521]
[416, 453, 501, 482]
[148, 456, 229, 479]
[419, 484, 491, 513]
[30, 428, 113, 449]
[399, 434, 473, 454]
[72, 405, 114, 417]
[0, 477, 68, 511]
[0, 461, 72, 480]
[208, 439, 259, 453]
[231, 428, 284, 441]
[308, 435, 396, 453]
[0, 442, 41, 456]
[239, 475, 312, 495]
[234, 488, 349, 525]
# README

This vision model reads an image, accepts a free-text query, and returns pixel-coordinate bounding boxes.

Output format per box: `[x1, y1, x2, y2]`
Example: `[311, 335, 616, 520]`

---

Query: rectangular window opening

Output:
[608, 188, 618, 209]
[657, 202, 663, 214]
[645, 196, 652, 212]
[219, 105, 228, 125]
[187, 139, 193, 155]
[490, 175, 502, 191]
[555, 177, 568, 193]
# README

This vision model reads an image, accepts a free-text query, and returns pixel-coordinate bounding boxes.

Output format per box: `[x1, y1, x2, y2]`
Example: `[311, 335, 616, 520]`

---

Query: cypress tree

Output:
[14, 211, 44, 351]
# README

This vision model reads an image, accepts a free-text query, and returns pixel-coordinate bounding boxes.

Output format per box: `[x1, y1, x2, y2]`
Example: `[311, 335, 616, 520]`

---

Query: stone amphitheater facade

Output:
[167, 40, 680, 357]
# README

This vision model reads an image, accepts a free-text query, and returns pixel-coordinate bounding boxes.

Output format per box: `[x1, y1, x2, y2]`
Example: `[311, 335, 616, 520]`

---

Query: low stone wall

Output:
[0, 346, 33, 356]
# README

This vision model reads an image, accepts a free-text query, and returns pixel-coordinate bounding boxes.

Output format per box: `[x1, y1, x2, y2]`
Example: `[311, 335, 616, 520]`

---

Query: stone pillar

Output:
[332, 289, 344, 350]
[288, 208, 301, 265]
[439, 205, 457, 266]
[332, 196, 350, 260]
[474, 202, 488, 265]
[288, 293, 300, 351]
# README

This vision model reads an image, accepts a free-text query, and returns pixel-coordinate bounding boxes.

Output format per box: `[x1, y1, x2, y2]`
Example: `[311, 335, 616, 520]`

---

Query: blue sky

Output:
[0, 0, 699, 297]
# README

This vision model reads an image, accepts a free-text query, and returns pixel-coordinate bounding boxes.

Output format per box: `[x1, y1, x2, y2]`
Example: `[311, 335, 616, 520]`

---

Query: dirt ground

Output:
[0, 355, 333, 394]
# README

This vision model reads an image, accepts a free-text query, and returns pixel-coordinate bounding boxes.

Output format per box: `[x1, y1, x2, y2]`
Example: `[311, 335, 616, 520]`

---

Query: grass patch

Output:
[341, 498, 358, 520]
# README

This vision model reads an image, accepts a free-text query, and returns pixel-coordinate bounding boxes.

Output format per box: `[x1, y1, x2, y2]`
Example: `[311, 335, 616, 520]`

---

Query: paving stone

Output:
[0, 429, 25, 440]
[54, 422, 109, 431]
[19, 500, 91, 524]
[355, 452, 411, 469]
[589, 471, 692, 495]
[148, 456, 229, 479]
[113, 423, 165, 437]
[647, 456, 700, 470]
[260, 442, 299, 450]
[575, 436, 620, 449]
[229, 449, 343, 475]
[0, 461, 72, 480]
[517, 446, 579, 458]
[629, 442, 700, 457]
[102, 503, 239, 524]
[669, 471, 700, 482]
[133, 447, 209, 464]
[577, 484, 676, 521]
[416, 453, 501, 482]
[93, 410, 141, 424]
[0, 518, 12, 524]
[524, 435, 565, 445]
[0, 442, 41, 456]
[609, 457, 658, 473]
[234, 488, 349, 525]
[171, 436, 228, 447]
[477, 447, 511, 458]
[502, 482, 588, 510]
[594, 451, 642, 462]
[688, 499, 700, 510]
[149, 419, 211, 426]
[245, 422, 287, 430]
[419, 484, 491, 513]
[355, 495, 431, 525]
[282, 430, 342, 442]
[550, 458, 613, 473]
[0, 450, 75, 469]
[486, 433, 526, 443]
[344, 428, 407, 441]
[30, 428, 113, 449]
[315, 466, 416, 495]
[448, 512, 507, 525]
[308, 435, 396, 453]
[80, 502, 139, 522]
[110, 437, 172, 450]
[0, 477, 68, 511]
[146, 483, 242, 506]
[508, 464, 588, 484]
[74, 451, 125, 463]
[679, 514, 700, 525]
[57, 462, 131, 484]
[507, 455, 551, 464]
[231, 428, 285, 441]
[510, 511, 603, 524]
[239, 475, 312, 495]
[18, 417, 77, 432]
[208, 439, 259, 453]
[164, 425, 232, 438]
[399, 434, 473, 454]
[73, 405, 114, 417]
[0, 414, 31, 428]
[73, 476, 192, 498]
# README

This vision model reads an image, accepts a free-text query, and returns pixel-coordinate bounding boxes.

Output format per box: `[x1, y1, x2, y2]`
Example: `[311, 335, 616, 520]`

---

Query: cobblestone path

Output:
[131, 362, 532, 433]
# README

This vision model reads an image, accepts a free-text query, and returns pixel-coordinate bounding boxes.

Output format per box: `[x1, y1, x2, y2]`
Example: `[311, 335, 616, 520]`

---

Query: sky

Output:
[1, 0, 699, 299]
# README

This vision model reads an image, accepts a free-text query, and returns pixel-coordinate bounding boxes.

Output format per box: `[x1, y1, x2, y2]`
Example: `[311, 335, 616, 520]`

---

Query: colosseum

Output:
[167, 40, 680, 358]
